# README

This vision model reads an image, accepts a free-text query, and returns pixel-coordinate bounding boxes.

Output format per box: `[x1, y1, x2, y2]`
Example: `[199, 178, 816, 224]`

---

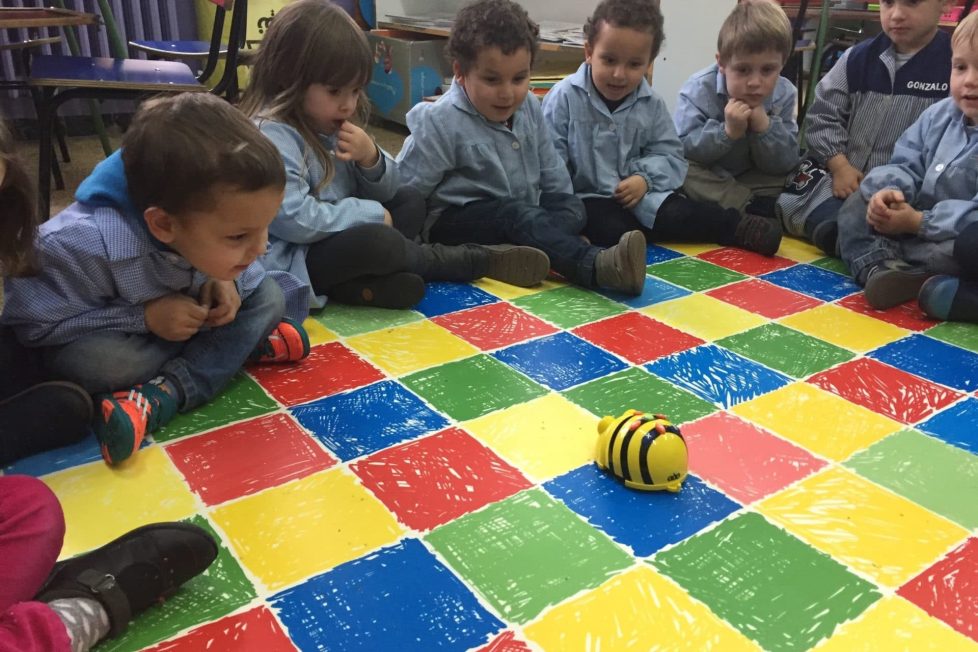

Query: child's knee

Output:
[0, 475, 65, 553]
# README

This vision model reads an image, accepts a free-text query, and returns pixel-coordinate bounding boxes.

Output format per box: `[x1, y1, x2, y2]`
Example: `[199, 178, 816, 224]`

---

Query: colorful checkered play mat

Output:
[6, 238, 978, 651]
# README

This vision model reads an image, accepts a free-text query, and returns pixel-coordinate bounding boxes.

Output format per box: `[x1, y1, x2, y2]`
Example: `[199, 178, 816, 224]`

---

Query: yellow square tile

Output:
[474, 276, 566, 300]
[345, 320, 478, 376]
[211, 468, 404, 590]
[731, 383, 900, 461]
[44, 446, 198, 558]
[523, 565, 760, 652]
[778, 236, 823, 263]
[302, 317, 338, 347]
[780, 304, 909, 353]
[813, 595, 978, 651]
[640, 293, 766, 341]
[462, 393, 598, 482]
[758, 467, 969, 588]
[659, 242, 722, 256]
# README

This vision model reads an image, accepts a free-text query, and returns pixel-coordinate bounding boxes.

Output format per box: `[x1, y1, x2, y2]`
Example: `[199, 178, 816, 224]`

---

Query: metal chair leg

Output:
[37, 89, 54, 220]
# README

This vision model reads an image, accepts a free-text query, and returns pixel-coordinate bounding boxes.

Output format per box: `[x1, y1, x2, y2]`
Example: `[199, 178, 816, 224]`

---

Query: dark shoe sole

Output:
[865, 266, 930, 310]
[484, 245, 550, 287]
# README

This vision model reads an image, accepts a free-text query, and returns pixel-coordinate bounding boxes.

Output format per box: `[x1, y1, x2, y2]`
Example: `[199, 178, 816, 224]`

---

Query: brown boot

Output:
[594, 230, 646, 295]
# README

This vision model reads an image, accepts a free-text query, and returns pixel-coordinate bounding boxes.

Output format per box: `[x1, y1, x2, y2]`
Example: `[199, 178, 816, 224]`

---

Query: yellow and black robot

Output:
[595, 409, 688, 493]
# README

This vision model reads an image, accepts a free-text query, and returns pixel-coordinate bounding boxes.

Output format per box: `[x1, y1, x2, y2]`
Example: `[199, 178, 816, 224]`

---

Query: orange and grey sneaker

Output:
[94, 381, 177, 465]
[250, 318, 311, 364]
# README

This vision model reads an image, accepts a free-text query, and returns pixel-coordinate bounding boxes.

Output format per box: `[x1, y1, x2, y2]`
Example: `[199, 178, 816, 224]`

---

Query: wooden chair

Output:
[27, 0, 248, 219]
[128, 0, 247, 101]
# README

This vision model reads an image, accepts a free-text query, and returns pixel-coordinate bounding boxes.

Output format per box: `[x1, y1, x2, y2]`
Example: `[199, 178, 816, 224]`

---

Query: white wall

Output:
[375, 0, 729, 111]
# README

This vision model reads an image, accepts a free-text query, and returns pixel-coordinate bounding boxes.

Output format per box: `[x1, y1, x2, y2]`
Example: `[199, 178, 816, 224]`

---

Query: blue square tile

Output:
[290, 380, 449, 461]
[544, 464, 740, 557]
[917, 397, 978, 455]
[869, 334, 978, 392]
[415, 282, 498, 318]
[761, 264, 860, 302]
[647, 244, 685, 265]
[3, 432, 152, 477]
[492, 331, 628, 391]
[646, 344, 792, 408]
[270, 538, 503, 652]
[599, 275, 691, 309]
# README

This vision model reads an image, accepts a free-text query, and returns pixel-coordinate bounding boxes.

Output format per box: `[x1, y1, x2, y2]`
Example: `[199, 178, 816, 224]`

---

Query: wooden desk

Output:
[376, 20, 582, 53]
[0, 7, 97, 30]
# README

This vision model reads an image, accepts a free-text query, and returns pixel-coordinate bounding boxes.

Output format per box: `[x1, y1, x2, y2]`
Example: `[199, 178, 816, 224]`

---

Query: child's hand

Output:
[867, 189, 923, 235]
[724, 99, 751, 140]
[198, 279, 241, 328]
[828, 157, 863, 199]
[145, 293, 208, 342]
[335, 121, 380, 168]
[748, 104, 770, 133]
[383, 208, 393, 226]
[614, 175, 648, 209]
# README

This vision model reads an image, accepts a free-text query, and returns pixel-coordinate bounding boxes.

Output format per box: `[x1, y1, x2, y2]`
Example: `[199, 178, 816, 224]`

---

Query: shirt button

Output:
[512, 141, 521, 150]
[935, 163, 946, 172]
[609, 124, 617, 132]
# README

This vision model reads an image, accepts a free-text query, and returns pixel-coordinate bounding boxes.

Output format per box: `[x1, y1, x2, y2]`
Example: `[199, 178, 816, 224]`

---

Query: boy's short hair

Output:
[123, 92, 285, 215]
[448, 0, 539, 73]
[584, 0, 665, 61]
[717, 0, 793, 65]
[953, 9, 978, 50]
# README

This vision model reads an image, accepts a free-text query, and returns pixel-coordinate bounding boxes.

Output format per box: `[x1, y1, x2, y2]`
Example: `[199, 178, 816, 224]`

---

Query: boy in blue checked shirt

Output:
[1, 93, 311, 466]
[397, 0, 648, 296]
[839, 11, 978, 312]
[674, 0, 799, 221]
[542, 0, 782, 257]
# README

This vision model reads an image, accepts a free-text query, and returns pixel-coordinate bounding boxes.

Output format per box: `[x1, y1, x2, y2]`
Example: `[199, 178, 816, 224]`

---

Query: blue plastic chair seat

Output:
[29, 54, 203, 91]
[130, 39, 227, 59]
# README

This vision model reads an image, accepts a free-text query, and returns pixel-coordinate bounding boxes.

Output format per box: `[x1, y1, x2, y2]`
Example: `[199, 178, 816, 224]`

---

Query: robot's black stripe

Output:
[606, 417, 632, 477]
[638, 431, 655, 485]
[618, 429, 637, 482]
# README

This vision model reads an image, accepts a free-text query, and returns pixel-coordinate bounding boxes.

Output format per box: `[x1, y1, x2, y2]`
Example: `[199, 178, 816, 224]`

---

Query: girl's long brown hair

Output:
[0, 121, 38, 277]
[240, 0, 373, 192]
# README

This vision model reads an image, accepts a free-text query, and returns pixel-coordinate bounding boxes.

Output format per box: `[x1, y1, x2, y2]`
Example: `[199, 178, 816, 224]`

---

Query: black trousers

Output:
[582, 193, 741, 248]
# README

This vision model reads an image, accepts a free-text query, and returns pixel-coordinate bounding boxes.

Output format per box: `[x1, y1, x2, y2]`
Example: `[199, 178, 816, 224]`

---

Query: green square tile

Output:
[716, 323, 854, 378]
[153, 373, 278, 443]
[651, 512, 880, 651]
[512, 286, 626, 329]
[425, 488, 633, 623]
[313, 302, 423, 337]
[811, 256, 848, 275]
[402, 354, 547, 421]
[562, 367, 716, 424]
[925, 322, 978, 354]
[648, 258, 746, 292]
[846, 429, 978, 530]
[96, 515, 257, 652]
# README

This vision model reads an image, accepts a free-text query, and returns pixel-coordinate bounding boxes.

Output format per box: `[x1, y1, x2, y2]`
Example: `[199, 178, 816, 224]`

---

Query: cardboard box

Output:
[367, 29, 451, 126]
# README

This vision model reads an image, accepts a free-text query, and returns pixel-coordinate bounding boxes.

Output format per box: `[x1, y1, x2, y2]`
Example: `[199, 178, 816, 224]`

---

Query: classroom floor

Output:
[6, 130, 978, 651]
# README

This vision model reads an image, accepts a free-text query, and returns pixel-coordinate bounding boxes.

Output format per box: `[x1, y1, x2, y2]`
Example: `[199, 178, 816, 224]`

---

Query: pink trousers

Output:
[0, 475, 71, 651]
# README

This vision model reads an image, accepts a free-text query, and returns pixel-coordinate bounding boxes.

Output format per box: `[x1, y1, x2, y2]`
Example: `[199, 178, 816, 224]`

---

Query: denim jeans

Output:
[433, 192, 598, 287]
[838, 191, 958, 284]
[43, 276, 285, 411]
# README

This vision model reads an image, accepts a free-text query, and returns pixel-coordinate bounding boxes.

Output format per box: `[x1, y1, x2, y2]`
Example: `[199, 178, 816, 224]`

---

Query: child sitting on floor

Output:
[838, 11, 978, 311]
[241, 0, 549, 310]
[542, 0, 782, 257]
[779, 0, 953, 255]
[674, 0, 799, 221]
[1, 93, 310, 465]
[397, 0, 648, 296]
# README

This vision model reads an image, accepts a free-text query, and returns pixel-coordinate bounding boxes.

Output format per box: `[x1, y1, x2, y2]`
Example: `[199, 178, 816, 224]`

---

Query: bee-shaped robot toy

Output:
[595, 410, 688, 492]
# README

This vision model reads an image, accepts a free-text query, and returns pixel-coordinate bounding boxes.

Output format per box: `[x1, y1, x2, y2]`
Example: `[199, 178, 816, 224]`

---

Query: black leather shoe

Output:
[36, 522, 218, 637]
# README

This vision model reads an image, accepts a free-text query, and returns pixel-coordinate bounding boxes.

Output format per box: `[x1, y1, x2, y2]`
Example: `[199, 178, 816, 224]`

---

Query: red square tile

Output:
[706, 279, 823, 319]
[808, 358, 962, 424]
[351, 427, 532, 531]
[166, 413, 336, 505]
[838, 293, 938, 331]
[682, 412, 826, 504]
[698, 247, 796, 276]
[433, 302, 558, 351]
[250, 341, 384, 406]
[477, 631, 534, 652]
[143, 607, 296, 651]
[572, 312, 703, 364]
[899, 537, 978, 643]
